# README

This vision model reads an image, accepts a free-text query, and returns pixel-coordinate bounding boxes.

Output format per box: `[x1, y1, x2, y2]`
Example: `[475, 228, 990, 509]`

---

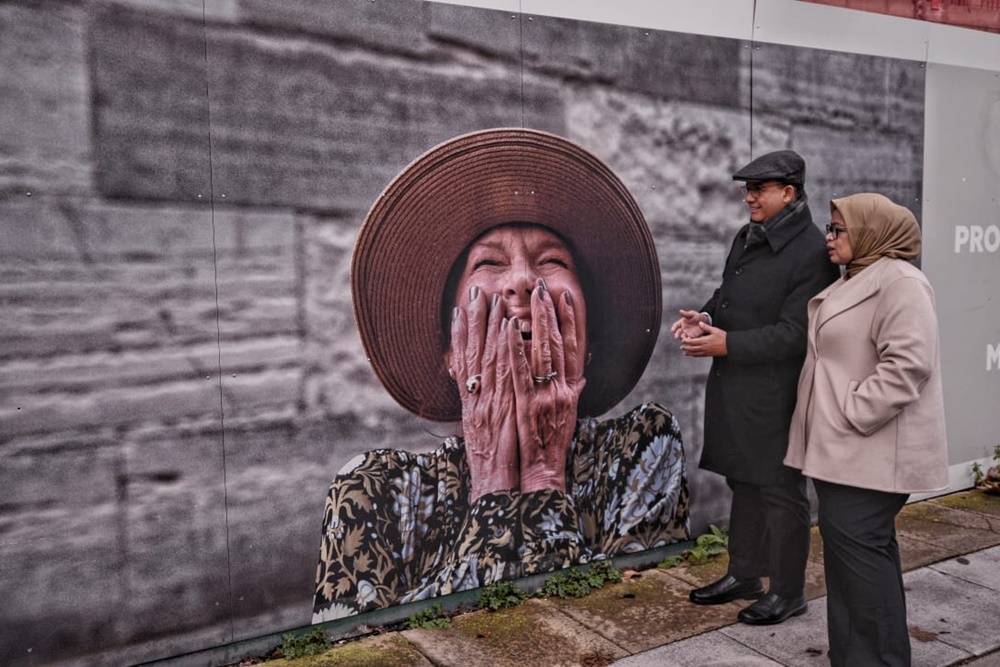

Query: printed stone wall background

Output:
[0, 1, 923, 665]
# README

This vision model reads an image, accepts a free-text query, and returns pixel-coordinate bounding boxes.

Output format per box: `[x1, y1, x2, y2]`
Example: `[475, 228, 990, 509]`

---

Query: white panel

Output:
[507, 0, 754, 39]
[922, 63, 1000, 468]
[428, 0, 519, 11]
[926, 22, 1000, 71]
[753, 0, 929, 61]
[432, 0, 1000, 71]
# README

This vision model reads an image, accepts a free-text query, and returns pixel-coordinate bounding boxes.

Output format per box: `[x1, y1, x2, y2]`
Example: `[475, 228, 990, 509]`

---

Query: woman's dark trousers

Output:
[815, 479, 910, 667]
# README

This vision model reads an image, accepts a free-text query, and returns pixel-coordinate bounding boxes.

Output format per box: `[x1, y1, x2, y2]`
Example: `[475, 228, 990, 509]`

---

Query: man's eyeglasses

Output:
[825, 223, 847, 238]
[740, 183, 781, 197]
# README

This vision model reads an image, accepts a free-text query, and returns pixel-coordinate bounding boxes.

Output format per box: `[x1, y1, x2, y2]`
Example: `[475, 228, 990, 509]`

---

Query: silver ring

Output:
[465, 374, 482, 394]
[532, 371, 557, 384]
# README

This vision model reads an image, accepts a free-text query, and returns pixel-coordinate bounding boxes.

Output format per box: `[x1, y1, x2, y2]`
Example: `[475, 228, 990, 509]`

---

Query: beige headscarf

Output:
[831, 193, 922, 279]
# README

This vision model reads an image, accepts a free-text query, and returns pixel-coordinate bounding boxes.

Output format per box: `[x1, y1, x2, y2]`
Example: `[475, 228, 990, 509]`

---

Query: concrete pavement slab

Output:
[401, 598, 626, 667]
[612, 631, 782, 666]
[718, 601, 831, 667]
[928, 545, 1000, 592]
[963, 650, 1000, 666]
[931, 491, 1000, 522]
[897, 502, 1000, 555]
[551, 568, 747, 653]
[660, 552, 732, 589]
[716, 594, 972, 667]
[900, 532, 960, 570]
[904, 567, 1000, 657]
[906, 631, 974, 666]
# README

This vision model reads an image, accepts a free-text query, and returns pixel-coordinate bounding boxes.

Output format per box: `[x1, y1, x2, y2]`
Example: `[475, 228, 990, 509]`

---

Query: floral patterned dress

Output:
[312, 403, 689, 622]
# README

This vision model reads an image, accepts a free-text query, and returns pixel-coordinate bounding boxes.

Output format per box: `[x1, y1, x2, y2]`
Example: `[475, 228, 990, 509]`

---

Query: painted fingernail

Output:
[538, 278, 547, 292]
[563, 290, 572, 306]
[452, 307, 459, 323]
[491, 293, 500, 308]
[501, 317, 508, 331]
[470, 286, 480, 301]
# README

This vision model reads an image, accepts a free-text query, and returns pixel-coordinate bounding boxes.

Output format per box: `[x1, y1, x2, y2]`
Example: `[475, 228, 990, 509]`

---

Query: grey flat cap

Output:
[732, 150, 806, 185]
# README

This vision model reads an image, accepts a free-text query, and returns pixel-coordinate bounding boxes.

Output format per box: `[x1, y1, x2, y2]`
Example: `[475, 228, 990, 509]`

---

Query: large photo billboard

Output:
[0, 1, 925, 664]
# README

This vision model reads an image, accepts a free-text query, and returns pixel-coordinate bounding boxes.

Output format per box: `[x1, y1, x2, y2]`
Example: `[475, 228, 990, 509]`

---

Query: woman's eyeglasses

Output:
[825, 223, 847, 238]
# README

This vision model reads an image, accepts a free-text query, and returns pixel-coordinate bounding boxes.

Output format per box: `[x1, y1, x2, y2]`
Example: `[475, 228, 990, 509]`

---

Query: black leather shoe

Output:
[737, 592, 807, 625]
[689, 575, 764, 605]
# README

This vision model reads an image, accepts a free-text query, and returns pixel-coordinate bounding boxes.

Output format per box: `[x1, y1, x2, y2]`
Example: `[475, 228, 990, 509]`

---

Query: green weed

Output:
[407, 602, 451, 630]
[973, 444, 1000, 492]
[658, 524, 728, 569]
[537, 560, 622, 599]
[477, 580, 529, 611]
[276, 628, 331, 659]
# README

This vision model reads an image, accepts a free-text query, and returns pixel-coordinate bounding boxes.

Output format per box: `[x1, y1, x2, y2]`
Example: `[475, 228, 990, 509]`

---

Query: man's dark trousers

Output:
[726, 477, 810, 599]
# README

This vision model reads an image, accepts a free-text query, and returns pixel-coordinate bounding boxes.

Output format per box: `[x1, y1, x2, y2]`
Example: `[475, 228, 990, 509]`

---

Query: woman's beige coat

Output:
[785, 256, 948, 493]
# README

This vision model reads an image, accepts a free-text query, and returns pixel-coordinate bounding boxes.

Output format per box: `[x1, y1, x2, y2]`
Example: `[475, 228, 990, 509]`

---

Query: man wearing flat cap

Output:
[671, 150, 839, 625]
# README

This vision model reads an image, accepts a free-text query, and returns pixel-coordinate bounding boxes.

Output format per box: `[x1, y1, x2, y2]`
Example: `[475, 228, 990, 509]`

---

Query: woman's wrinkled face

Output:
[826, 209, 854, 265]
[452, 224, 587, 360]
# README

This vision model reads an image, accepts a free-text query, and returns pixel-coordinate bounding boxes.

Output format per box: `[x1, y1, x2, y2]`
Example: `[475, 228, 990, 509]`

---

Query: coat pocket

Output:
[839, 379, 861, 435]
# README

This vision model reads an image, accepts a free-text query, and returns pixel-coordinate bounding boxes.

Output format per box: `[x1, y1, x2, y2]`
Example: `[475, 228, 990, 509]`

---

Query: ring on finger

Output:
[532, 371, 558, 384]
[465, 374, 482, 394]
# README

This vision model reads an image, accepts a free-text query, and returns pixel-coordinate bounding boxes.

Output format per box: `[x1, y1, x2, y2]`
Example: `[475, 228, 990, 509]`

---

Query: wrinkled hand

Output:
[671, 309, 708, 340]
[451, 287, 519, 501]
[509, 281, 586, 494]
[679, 321, 728, 357]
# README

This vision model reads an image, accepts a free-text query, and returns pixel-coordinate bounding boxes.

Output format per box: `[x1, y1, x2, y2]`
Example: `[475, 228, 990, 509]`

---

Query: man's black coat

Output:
[700, 197, 841, 486]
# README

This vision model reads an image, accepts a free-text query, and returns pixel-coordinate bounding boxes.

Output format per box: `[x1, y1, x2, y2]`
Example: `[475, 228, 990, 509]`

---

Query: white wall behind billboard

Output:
[923, 63, 1000, 486]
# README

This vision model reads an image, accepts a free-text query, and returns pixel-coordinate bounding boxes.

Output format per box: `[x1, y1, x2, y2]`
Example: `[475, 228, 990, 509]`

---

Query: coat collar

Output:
[809, 256, 893, 331]
[744, 196, 815, 254]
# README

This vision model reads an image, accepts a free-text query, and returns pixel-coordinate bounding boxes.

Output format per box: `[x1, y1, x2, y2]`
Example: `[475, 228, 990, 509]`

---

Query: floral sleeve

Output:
[312, 442, 470, 621]
[569, 403, 690, 555]
[312, 403, 689, 622]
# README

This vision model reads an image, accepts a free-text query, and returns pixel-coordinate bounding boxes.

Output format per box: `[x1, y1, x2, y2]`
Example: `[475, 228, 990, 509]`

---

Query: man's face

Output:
[742, 180, 795, 223]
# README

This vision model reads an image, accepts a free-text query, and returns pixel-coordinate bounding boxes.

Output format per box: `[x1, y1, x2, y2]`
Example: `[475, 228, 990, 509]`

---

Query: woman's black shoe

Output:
[689, 575, 764, 605]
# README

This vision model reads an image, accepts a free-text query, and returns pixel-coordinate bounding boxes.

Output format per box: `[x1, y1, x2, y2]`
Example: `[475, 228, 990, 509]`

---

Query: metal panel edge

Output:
[753, 0, 929, 61]
[428, 0, 756, 39]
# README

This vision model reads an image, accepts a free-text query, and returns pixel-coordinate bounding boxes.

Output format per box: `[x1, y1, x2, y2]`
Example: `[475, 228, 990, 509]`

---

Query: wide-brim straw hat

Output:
[352, 127, 661, 422]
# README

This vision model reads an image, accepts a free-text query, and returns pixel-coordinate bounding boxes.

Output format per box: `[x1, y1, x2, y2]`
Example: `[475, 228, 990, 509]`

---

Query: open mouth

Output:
[519, 318, 532, 340]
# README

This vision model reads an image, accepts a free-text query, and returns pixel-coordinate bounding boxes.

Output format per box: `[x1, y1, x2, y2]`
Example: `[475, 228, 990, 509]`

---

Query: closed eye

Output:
[539, 254, 571, 269]
[472, 258, 501, 270]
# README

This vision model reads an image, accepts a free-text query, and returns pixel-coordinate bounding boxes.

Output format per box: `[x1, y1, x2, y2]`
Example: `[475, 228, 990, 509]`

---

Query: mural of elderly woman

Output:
[312, 129, 690, 621]
[785, 193, 948, 666]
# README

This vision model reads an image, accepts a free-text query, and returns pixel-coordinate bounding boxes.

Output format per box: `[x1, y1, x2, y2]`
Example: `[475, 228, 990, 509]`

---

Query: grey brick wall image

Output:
[0, 1, 923, 664]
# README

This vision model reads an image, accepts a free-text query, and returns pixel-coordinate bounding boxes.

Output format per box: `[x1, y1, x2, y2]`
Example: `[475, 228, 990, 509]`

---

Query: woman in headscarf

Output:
[785, 193, 948, 666]
[312, 128, 690, 622]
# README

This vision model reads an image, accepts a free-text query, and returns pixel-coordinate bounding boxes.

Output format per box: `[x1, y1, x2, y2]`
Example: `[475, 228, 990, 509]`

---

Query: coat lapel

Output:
[811, 257, 890, 335]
